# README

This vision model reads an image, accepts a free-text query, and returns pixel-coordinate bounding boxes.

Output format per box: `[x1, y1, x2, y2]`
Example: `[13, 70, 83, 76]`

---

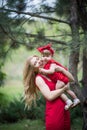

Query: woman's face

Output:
[30, 56, 44, 68]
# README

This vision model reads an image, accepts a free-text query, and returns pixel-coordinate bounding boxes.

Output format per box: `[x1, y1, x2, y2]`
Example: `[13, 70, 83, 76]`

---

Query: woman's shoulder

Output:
[36, 74, 42, 78]
[35, 74, 44, 82]
[35, 74, 46, 87]
[35, 74, 52, 86]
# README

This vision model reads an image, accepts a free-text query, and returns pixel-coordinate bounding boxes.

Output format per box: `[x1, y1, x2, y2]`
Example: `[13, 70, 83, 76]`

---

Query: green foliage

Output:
[0, 71, 6, 86]
[7, 0, 26, 11]
[0, 0, 72, 87]
[70, 105, 83, 123]
[0, 92, 10, 107]
[26, 95, 45, 120]
[55, 0, 70, 17]
[0, 85, 24, 110]
[0, 95, 45, 123]
[0, 91, 82, 124]
[0, 97, 25, 123]
[71, 118, 82, 130]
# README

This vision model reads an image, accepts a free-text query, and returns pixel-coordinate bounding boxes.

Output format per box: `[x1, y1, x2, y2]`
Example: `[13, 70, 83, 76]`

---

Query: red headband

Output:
[37, 43, 54, 55]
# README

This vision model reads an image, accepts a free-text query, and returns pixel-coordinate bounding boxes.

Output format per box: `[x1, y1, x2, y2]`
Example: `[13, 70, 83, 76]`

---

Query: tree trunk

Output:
[82, 35, 87, 130]
[69, 0, 83, 101]
[69, 0, 87, 130]
[82, 48, 87, 97]
[77, 1, 87, 129]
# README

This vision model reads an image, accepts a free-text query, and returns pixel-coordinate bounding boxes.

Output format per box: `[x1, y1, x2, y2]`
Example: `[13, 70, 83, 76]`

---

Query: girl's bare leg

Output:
[56, 83, 73, 110]
[55, 80, 65, 89]
[66, 89, 80, 107]
[60, 93, 73, 110]
[56, 80, 80, 108]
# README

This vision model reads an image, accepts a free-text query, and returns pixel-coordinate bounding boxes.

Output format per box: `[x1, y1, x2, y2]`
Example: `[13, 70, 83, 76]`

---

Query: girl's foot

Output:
[65, 99, 73, 110]
[72, 98, 80, 108]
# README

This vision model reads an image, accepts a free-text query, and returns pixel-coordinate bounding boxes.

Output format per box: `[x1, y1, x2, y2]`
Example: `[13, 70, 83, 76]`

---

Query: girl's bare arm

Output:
[39, 63, 74, 82]
[39, 64, 56, 74]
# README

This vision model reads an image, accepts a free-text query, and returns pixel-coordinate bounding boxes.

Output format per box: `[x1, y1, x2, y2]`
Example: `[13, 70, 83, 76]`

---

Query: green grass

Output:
[0, 118, 82, 130]
[0, 119, 45, 130]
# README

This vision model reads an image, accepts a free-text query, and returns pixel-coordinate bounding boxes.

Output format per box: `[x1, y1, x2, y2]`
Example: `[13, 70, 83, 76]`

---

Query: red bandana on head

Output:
[37, 43, 54, 55]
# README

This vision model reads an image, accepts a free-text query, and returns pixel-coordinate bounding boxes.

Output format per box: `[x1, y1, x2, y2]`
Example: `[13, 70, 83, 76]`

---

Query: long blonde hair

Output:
[23, 56, 39, 108]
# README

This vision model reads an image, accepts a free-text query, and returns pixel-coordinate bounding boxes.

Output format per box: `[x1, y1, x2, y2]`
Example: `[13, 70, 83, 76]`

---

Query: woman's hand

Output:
[63, 83, 70, 91]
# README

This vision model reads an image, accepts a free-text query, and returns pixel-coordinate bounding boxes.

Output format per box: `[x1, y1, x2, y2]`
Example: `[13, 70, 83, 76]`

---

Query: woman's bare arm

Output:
[36, 76, 68, 101]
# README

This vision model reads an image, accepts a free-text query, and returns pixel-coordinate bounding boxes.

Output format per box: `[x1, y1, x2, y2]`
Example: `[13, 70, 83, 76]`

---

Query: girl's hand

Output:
[39, 68, 47, 75]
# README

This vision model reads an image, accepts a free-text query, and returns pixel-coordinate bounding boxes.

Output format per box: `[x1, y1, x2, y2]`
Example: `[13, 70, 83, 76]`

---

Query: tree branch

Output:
[1, 8, 70, 25]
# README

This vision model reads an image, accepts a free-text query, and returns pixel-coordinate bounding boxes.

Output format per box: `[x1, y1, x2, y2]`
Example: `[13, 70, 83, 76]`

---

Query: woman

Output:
[23, 55, 71, 130]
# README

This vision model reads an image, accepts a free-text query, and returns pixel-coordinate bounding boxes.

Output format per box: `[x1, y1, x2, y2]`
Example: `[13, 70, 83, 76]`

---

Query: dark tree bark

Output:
[82, 39, 87, 130]
[82, 47, 87, 97]
[69, 0, 83, 100]
[77, 1, 87, 129]
[69, 0, 87, 130]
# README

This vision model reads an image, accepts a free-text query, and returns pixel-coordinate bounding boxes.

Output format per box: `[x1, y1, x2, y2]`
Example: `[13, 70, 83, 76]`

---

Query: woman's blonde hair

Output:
[23, 56, 39, 108]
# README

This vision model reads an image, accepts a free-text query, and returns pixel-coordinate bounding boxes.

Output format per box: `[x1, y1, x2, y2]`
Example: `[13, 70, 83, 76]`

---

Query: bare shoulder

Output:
[36, 75, 43, 80]
[36, 75, 45, 85]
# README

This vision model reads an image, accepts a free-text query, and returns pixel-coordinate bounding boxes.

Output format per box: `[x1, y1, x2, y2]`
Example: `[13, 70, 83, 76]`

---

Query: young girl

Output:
[37, 44, 80, 110]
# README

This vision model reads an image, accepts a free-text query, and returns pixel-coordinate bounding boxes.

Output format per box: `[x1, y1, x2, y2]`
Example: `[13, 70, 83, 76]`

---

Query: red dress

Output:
[43, 59, 69, 84]
[36, 74, 71, 130]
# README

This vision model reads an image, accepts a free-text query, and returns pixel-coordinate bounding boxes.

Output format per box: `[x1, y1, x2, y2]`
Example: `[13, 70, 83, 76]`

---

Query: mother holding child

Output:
[23, 44, 80, 130]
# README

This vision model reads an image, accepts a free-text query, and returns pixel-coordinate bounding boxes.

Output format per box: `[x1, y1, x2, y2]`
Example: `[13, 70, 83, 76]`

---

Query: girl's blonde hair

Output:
[23, 56, 39, 108]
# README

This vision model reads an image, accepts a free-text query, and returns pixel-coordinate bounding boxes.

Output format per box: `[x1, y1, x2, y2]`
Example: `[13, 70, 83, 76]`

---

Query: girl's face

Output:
[30, 56, 44, 68]
[41, 53, 52, 63]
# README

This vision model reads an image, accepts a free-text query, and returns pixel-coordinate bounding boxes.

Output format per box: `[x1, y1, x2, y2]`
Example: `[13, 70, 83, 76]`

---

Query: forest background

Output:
[0, 0, 87, 130]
